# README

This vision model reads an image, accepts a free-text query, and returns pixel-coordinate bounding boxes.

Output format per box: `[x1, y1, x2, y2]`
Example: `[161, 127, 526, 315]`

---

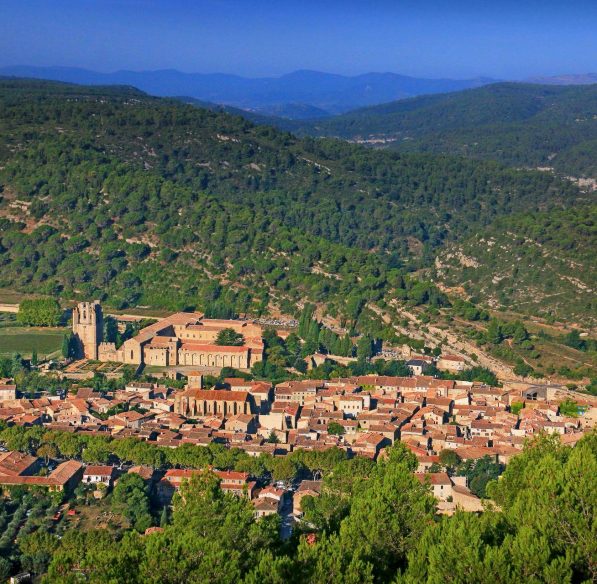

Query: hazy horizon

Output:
[2, 0, 596, 80]
[0, 64, 502, 81]
[4, 65, 595, 82]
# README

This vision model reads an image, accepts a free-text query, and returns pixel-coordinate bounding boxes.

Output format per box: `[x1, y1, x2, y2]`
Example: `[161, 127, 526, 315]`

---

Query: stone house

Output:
[83, 465, 115, 487]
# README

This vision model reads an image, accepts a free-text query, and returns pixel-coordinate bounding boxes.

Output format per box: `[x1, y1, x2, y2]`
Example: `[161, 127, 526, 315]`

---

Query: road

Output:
[280, 492, 295, 540]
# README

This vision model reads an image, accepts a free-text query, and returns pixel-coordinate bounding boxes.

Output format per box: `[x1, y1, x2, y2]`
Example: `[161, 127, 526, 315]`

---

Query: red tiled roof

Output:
[0, 451, 38, 476]
[354, 432, 386, 446]
[181, 389, 249, 402]
[180, 344, 249, 353]
[84, 465, 115, 476]
[415, 472, 452, 485]
[214, 470, 249, 481]
[114, 410, 147, 422]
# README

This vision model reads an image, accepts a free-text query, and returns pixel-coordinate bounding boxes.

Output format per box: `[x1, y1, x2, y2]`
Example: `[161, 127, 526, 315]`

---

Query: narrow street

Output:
[280, 492, 295, 540]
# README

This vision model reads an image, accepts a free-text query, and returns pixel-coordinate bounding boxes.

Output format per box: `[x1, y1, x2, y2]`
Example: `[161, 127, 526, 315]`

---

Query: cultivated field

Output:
[0, 326, 68, 358]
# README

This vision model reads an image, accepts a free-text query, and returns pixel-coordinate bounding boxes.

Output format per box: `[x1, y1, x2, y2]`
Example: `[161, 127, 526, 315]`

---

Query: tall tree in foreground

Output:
[140, 472, 280, 583]
[111, 473, 153, 533]
[39, 433, 595, 583]
[398, 432, 597, 583]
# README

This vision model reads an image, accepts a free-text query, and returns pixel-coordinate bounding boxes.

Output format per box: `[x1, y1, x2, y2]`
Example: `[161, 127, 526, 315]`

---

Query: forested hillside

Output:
[434, 205, 597, 325]
[0, 79, 588, 327]
[297, 83, 597, 178]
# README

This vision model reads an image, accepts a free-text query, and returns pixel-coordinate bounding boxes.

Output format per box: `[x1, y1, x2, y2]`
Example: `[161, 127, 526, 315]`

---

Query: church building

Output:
[71, 302, 264, 370]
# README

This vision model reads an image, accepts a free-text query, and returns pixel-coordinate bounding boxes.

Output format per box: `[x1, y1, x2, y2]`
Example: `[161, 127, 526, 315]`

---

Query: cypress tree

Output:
[61, 334, 71, 359]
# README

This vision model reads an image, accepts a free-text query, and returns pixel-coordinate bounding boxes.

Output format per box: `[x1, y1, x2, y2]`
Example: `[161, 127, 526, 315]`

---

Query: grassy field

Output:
[0, 288, 36, 304]
[0, 326, 68, 358]
[65, 498, 129, 532]
[143, 365, 169, 375]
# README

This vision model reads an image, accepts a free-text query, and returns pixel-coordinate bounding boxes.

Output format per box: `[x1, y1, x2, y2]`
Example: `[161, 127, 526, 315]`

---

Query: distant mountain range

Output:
[0, 65, 496, 117]
[525, 73, 597, 85]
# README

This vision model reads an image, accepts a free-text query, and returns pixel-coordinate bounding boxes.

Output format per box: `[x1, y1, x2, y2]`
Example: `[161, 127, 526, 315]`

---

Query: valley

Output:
[0, 78, 594, 386]
[1, 3, 596, 582]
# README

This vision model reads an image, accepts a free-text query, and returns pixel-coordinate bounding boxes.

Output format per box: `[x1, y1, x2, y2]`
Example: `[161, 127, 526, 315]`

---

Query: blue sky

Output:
[1, 0, 596, 79]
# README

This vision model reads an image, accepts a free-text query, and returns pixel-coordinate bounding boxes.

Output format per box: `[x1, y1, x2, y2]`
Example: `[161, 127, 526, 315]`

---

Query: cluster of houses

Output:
[0, 373, 593, 517]
[0, 450, 83, 493]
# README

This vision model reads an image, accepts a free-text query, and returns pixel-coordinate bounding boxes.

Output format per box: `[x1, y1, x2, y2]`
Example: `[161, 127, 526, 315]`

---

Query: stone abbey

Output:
[72, 301, 103, 360]
[72, 301, 264, 370]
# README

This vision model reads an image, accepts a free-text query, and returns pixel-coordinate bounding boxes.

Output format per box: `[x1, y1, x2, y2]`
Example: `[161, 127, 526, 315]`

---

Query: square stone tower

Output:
[72, 301, 103, 360]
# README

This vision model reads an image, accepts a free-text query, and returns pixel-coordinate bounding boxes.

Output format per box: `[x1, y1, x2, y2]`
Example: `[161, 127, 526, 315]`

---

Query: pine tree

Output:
[215, 328, 244, 346]
[11, 353, 25, 375]
[307, 320, 321, 344]
[356, 336, 373, 361]
[267, 430, 280, 444]
[512, 321, 529, 344]
[340, 335, 353, 357]
[338, 443, 435, 580]
[486, 319, 503, 344]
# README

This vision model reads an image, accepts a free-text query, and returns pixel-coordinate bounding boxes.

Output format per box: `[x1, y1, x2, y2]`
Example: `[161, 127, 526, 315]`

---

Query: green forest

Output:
[295, 82, 597, 178]
[0, 79, 589, 331]
[434, 205, 597, 324]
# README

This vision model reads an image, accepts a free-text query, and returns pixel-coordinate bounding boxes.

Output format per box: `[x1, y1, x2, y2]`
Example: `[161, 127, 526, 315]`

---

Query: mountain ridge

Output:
[292, 82, 597, 178]
[525, 73, 597, 85]
[0, 65, 496, 117]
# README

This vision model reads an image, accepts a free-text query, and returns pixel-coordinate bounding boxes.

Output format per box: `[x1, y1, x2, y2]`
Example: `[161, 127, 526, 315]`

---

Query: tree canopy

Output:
[17, 298, 62, 327]
[215, 328, 245, 346]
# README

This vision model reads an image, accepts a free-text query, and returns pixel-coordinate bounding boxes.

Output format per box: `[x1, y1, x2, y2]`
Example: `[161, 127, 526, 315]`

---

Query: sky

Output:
[1, 0, 596, 79]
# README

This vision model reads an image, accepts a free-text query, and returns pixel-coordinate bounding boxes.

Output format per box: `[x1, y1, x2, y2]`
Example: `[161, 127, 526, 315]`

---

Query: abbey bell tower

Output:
[72, 301, 103, 360]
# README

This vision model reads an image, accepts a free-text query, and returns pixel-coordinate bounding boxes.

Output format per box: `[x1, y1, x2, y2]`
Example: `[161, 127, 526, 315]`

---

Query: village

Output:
[0, 300, 594, 538]
[1, 6, 595, 575]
